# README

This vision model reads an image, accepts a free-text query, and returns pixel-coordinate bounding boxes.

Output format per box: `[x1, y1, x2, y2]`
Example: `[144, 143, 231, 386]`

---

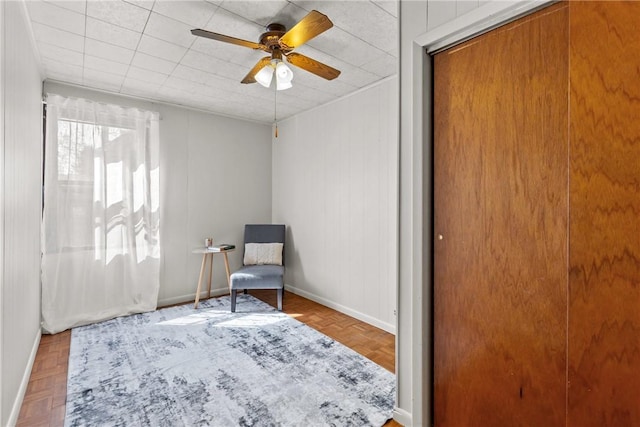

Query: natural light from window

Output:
[56, 119, 159, 265]
[157, 311, 287, 328]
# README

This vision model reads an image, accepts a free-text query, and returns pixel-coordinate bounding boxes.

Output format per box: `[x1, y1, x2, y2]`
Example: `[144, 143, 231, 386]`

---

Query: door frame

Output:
[398, 1, 554, 425]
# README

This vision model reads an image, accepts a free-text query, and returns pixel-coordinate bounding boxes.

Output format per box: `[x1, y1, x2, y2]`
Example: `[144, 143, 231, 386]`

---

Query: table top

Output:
[192, 247, 236, 254]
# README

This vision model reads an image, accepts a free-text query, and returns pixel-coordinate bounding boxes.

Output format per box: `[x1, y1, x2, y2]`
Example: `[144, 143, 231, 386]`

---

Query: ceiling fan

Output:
[190, 10, 341, 88]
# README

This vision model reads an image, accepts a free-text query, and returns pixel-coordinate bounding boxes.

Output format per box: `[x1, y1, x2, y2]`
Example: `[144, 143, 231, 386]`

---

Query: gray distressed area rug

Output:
[65, 294, 395, 426]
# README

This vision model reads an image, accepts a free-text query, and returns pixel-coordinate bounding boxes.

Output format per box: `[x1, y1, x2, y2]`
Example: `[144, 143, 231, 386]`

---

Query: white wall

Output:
[44, 82, 272, 307]
[397, 3, 431, 423]
[1, 2, 44, 425]
[397, 1, 550, 425]
[0, 2, 4, 421]
[272, 77, 398, 333]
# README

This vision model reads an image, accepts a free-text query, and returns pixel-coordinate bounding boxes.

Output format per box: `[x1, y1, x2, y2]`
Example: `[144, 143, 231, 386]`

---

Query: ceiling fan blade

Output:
[241, 56, 272, 84]
[279, 10, 333, 49]
[285, 53, 341, 80]
[191, 29, 266, 51]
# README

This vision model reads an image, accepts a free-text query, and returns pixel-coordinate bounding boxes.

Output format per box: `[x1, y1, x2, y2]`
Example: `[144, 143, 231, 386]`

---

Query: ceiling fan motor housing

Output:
[260, 23, 290, 52]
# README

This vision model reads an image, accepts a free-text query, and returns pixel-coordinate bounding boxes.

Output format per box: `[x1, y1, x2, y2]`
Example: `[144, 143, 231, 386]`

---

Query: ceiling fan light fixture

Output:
[276, 79, 293, 91]
[255, 65, 274, 88]
[275, 62, 293, 90]
[276, 62, 293, 82]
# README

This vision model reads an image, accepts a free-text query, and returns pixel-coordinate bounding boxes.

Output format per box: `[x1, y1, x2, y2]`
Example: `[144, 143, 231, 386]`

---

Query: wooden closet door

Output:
[568, 2, 640, 425]
[433, 4, 569, 426]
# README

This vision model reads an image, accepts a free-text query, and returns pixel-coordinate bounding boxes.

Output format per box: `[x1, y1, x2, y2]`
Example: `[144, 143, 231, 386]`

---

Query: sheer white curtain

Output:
[42, 94, 160, 334]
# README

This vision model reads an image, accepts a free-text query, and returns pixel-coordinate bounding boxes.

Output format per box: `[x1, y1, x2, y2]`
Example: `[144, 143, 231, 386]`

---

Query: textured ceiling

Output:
[26, 0, 398, 123]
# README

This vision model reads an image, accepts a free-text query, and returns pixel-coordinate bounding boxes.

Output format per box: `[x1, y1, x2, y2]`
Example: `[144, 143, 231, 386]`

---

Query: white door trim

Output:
[417, 1, 555, 54]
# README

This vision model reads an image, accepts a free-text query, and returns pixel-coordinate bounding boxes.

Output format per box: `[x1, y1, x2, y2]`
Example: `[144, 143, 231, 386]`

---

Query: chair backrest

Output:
[243, 224, 286, 265]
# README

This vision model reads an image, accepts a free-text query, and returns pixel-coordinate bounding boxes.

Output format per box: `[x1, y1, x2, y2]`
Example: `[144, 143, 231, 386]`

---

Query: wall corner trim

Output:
[7, 328, 41, 427]
[17, 0, 45, 79]
[393, 406, 412, 426]
[284, 285, 396, 335]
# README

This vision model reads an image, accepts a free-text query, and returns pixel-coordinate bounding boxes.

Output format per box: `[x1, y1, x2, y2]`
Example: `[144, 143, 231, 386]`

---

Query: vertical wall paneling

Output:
[2, 2, 44, 425]
[568, 2, 640, 425]
[155, 107, 189, 303]
[186, 109, 272, 300]
[381, 81, 396, 318]
[427, 1, 457, 31]
[0, 1, 5, 422]
[271, 78, 398, 334]
[456, 1, 480, 17]
[43, 82, 272, 307]
[433, 4, 569, 425]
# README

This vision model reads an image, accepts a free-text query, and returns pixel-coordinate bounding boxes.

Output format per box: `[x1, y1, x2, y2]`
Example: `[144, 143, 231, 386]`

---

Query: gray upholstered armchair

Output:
[229, 224, 286, 312]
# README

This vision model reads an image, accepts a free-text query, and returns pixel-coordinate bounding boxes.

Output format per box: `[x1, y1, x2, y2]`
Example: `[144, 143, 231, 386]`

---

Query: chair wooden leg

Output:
[277, 288, 283, 311]
[231, 289, 237, 312]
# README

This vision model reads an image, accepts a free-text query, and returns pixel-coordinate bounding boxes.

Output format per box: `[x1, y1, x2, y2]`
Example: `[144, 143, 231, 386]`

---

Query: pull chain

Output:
[274, 80, 278, 138]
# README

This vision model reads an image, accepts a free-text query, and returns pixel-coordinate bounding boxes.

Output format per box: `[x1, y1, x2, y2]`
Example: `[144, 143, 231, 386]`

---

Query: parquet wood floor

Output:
[17, 290, 401, 427]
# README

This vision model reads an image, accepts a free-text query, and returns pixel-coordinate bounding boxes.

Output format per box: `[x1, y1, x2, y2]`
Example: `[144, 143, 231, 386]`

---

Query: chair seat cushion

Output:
[229, 265, 284, 290]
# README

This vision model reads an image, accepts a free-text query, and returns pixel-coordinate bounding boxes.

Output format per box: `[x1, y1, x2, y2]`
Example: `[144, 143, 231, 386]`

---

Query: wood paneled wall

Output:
[434, 2, 640, 426]
[568, 2, 640, 425]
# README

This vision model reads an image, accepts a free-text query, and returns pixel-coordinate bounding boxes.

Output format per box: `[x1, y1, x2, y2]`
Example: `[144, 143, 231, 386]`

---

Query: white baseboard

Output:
[157, 286, 230, 307]
[393, 406, 412, 426]
[284, 285, 396, 334]
[159, 286, 396, 335]
[7, 328, 42, 427]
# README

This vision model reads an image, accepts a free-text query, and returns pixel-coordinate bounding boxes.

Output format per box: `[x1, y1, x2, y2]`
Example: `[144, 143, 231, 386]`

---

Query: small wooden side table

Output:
[192, 247, 235, 308]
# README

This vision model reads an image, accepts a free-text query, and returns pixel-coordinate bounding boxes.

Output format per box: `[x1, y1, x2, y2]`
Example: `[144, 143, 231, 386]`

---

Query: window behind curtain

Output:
[41, 94, 160, 334]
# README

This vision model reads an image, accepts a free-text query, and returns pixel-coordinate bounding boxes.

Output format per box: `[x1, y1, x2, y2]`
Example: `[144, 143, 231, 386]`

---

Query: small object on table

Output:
[192, 246, 235, 308]
[207, 243, 236, 252]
